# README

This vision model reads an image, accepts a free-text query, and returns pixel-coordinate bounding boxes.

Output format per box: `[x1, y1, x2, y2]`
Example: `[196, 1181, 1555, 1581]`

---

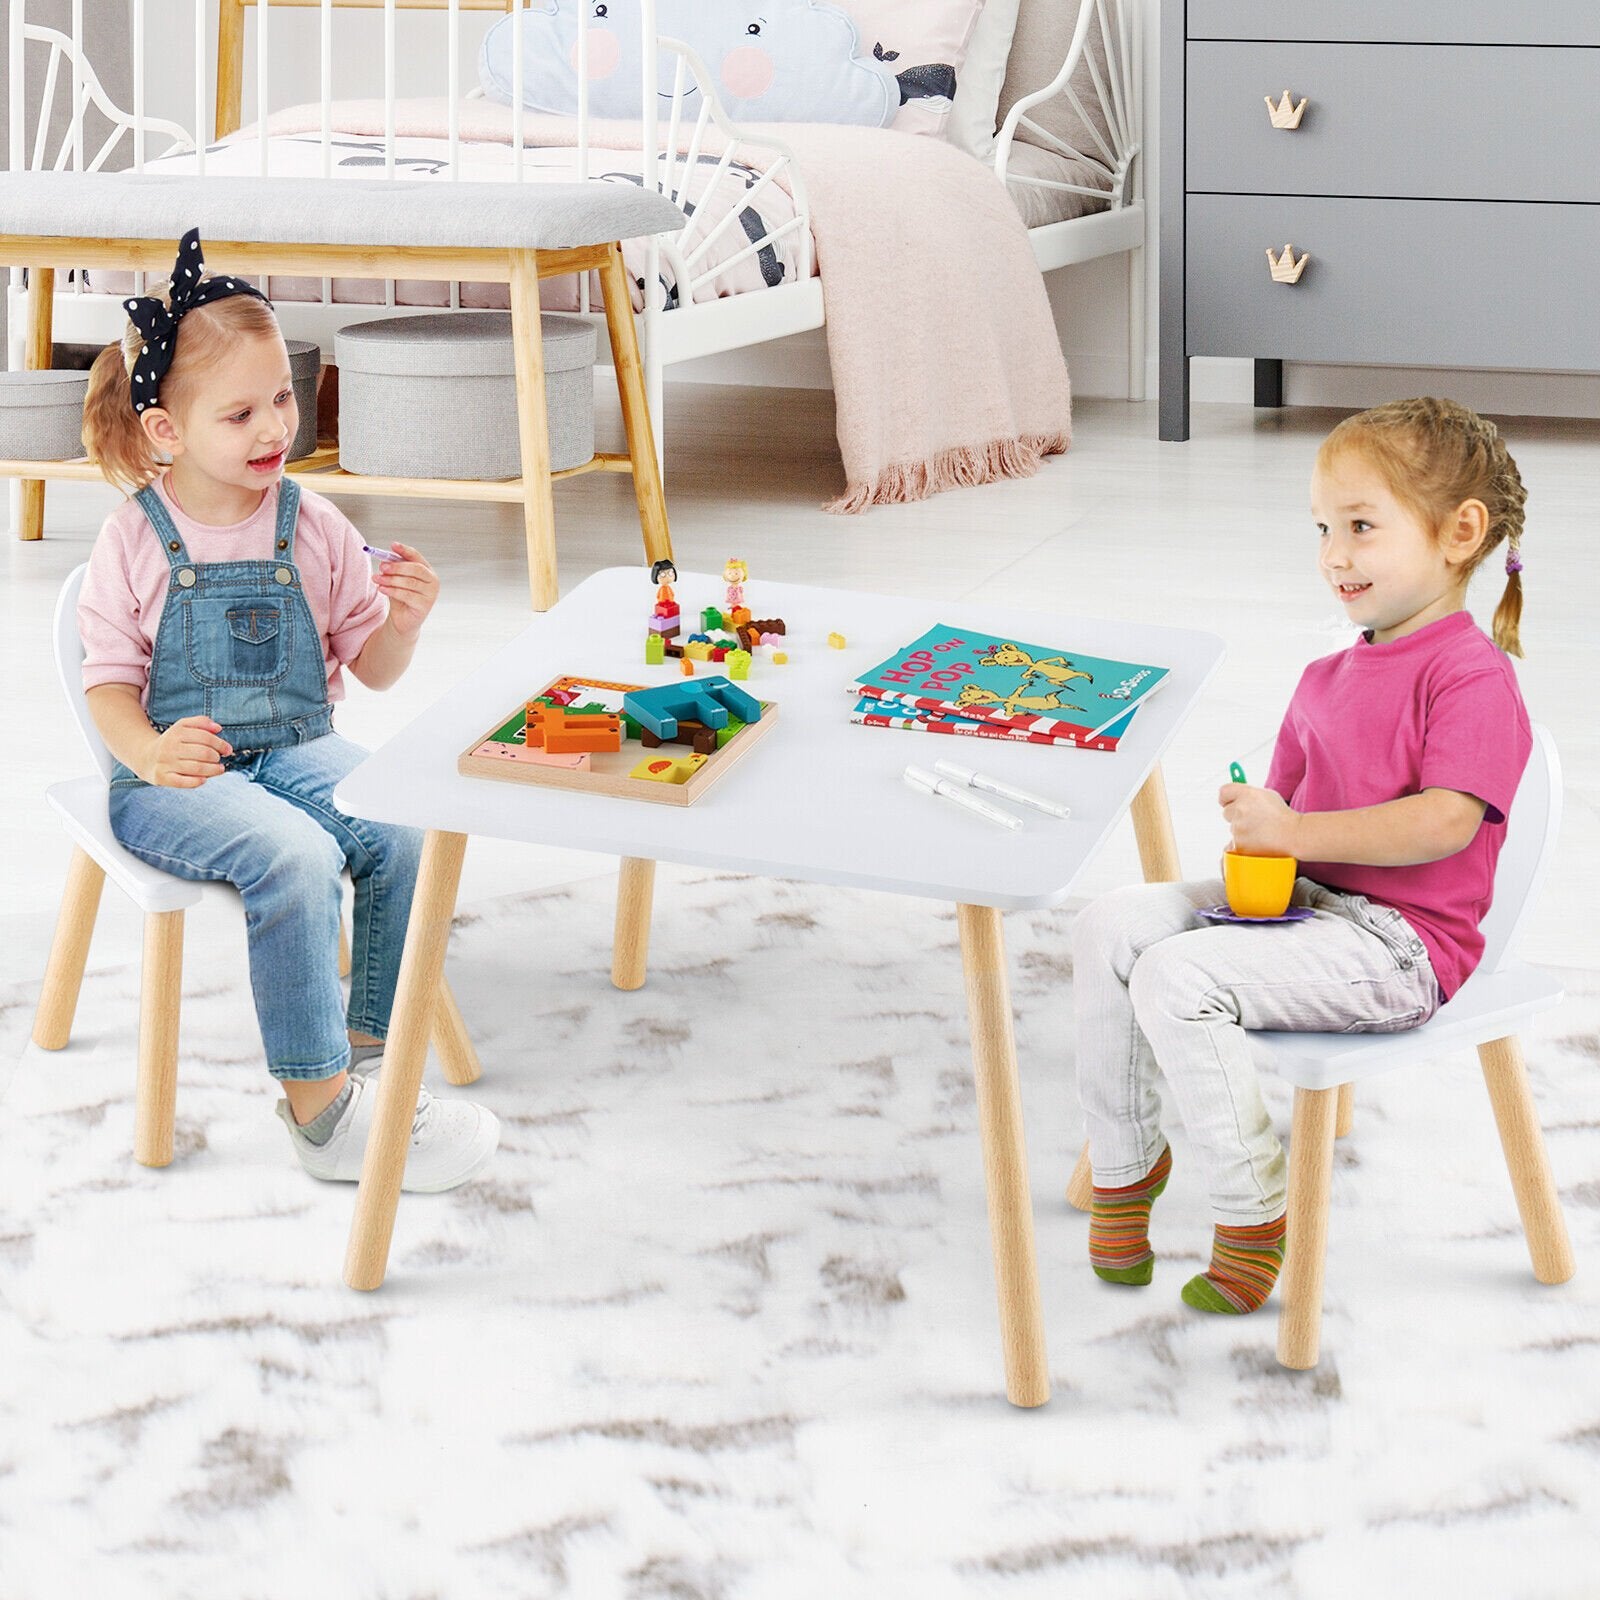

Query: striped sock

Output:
[1089, 1143, 1172, 1286]
[1181, 1215, 1287, 1314]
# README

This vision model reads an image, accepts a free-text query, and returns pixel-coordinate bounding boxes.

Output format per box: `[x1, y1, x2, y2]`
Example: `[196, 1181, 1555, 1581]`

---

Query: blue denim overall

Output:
[108, 481, 421, 1080]
[140, 478, 333, 750]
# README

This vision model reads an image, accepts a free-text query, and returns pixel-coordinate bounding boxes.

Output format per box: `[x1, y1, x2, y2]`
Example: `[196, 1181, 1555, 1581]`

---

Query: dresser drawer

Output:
[1185, 195, 1600, 370]
[1187, 2, 1600, 46]
[1188, 43, 1600, 203]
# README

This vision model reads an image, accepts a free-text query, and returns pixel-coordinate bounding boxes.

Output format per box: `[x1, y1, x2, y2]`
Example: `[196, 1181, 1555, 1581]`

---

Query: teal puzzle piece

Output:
[623, 676, 762, 739]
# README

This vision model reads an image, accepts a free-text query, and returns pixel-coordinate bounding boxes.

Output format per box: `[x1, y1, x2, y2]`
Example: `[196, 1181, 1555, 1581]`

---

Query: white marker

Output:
[932, 759, 1071, 820]
[903, 764, 1022, 830]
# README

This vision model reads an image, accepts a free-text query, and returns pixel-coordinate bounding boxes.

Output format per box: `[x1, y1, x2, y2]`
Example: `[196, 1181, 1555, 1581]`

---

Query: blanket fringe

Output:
[825, 431, 1071, 515]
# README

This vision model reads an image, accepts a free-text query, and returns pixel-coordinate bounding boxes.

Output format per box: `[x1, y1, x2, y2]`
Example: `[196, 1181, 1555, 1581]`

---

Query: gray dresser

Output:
[1160, 2, 1600, 440]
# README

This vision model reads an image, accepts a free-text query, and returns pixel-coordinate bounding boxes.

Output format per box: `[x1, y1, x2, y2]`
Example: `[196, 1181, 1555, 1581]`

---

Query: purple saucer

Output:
[1198, 903, 1315, 926]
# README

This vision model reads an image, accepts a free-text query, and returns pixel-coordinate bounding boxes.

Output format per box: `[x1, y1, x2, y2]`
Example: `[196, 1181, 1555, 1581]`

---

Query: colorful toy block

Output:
[737, 616, 786, 652]
[827, 631, 847, 649]
[647, 614, 681, 636]
[623, 677, 759, 741]
[685, 641, 713, 662]
[701, 605, 724, 631]
[772, 651, 788, 665]
[726, 649, 751, 680]
[644, 632, 665, 665]
[525, 703, 622, 754]
[630, 753, 706, 785]
[709, 647, 728, 663]
[641, 718, 720, 756]
[680, 658, 695, 676]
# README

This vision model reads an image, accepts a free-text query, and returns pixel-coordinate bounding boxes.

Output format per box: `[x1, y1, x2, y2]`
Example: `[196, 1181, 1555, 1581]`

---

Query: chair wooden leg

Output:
[134, 910, 184, 1168]
[957, 903, 1050, 1408]
[1478, 1035, 1575, 1285]
[1335, 1081, 1355, 1138]
[1065, 1142, 1093, 1212]
[18, 266, 54, 542]
[346, 830, 467, 1290]
[1277, 1085, 1338, 1369]
[509, 249, 559, 612]
[431, 974, 481, 1087]
[611, 856, 655, 991]
[1068, 762, 1183, 1203]
[598, 241, 673, 573]
[32, 847, 106, 1050]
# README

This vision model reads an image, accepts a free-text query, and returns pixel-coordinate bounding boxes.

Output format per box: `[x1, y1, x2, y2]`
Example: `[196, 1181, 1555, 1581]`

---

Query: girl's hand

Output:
[146, 716, 232, 788]
[374, 542, 439, 640]
[1220, 782, 1300, 856]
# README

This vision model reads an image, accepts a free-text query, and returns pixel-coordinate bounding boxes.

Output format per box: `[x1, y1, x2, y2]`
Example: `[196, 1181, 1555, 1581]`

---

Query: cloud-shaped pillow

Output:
[480, 0, 899, 128]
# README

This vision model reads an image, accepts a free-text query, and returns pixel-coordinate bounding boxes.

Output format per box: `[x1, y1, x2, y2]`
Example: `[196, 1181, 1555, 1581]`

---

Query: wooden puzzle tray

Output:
[457, 675, 778, 807]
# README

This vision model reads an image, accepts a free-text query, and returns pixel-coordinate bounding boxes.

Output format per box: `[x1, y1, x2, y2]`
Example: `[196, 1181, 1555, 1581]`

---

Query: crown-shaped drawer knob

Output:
[1264, 89, 1308, 129]
[1265, 244, 1310, 283]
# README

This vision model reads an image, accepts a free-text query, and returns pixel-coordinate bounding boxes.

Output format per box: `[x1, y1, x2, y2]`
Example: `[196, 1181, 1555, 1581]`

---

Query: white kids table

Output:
[334, 567, 1225, 1407]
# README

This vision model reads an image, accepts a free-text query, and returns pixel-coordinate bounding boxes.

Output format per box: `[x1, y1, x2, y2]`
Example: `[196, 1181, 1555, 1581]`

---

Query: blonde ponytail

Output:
[81, 335, 162, 492]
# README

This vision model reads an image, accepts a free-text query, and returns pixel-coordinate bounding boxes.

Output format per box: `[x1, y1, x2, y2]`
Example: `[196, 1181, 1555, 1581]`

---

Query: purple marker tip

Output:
[362, 543, 403, 561]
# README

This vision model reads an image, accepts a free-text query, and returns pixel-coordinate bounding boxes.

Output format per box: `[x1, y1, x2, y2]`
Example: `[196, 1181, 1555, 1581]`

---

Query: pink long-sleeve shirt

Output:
[78, 476, 388, 706]
[1265, 610, 1532, 1001]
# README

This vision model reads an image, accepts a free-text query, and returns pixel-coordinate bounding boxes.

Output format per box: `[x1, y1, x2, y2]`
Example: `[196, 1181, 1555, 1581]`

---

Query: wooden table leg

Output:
[598, 242, 673, 572]
[1129, 761, 1181, 884]
[611, 856, 655, 991]
[19, 266, 55, 542]
[345, 830, 467, 1290]
[509, 250, 559, 612]
[431, 975, 482, 1087]
[957, 903, 1049, 1408]
[1068, 761, 1183, 1212]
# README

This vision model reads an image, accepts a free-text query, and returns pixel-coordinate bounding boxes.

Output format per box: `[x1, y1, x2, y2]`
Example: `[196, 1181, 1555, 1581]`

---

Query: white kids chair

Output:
[1263, 723, 1572, 1368]
[32, 564, 480, 1167]
[1064, 725, 1574, 1369]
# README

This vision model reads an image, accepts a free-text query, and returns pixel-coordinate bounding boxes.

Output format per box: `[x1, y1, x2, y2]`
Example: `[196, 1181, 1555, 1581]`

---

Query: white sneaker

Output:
[277, 1072, 499, 1193]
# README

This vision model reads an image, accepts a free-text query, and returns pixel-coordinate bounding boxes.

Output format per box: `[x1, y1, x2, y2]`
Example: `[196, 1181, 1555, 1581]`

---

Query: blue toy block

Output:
[623, 683, 730, 739]
[696, 674, 763, 725]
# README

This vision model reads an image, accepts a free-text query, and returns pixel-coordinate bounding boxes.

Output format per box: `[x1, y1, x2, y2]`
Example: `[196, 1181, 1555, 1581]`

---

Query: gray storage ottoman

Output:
[0, 370, 91, 460]
[285, 338, 321, 461]
[334, 311, 596, 480]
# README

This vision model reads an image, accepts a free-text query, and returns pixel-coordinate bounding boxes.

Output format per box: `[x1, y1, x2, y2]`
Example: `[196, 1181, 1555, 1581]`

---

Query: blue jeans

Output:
[109, 732, 422, 1082]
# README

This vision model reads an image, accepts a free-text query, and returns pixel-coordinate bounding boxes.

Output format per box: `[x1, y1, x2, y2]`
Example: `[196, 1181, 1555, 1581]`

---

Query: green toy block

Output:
[727, 648, 752, 681]
[701, 605, 724, 631]
[622, 713, 645, 741]
[645, 632, 665, 665]
[715, 716, 746, 749]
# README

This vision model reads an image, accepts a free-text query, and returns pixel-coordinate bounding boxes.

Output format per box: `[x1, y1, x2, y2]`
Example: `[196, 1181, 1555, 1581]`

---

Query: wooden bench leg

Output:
[611, 857, 655, 991]
[958, 903, 1050, 1408]
[32, 847, 106, 1050]
[509, 250, 559, 612]
[1277, 1085, 1337, 1369]
[1479, 1035, 1575, 1285]
[18, 266, 55, 542]
[1067, 762, 1182, 1211]
[1335, 1081, 1355, 1138]
[597, 241, 673, 573]
[345, 829, 467, 1290]
[135, 909, 184, 1168]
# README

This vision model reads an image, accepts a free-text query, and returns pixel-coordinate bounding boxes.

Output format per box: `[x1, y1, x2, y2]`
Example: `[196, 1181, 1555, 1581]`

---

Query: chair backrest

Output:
[1477, 723, 1561, 975]
[55, 563, 116, 783]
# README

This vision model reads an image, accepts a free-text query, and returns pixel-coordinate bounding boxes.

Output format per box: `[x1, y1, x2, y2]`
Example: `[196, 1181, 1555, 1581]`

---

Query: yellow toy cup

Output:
[1223, 851, 1298, 919]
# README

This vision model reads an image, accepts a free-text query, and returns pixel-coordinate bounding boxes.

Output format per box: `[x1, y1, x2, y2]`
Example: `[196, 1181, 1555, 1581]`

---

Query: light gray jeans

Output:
[1072, 877, 1440, 1223]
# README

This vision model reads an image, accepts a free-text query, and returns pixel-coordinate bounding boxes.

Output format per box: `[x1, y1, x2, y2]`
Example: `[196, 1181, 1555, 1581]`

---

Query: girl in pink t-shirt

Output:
[1073, 398, 1532, 1316]
[77, 230, 497, 1192]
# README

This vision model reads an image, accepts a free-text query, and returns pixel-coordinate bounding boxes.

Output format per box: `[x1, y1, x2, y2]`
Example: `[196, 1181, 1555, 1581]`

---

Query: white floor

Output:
[2, 393, 1597, 1596]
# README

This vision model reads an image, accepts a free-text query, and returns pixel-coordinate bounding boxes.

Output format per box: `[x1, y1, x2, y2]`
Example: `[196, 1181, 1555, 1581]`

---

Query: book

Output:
[850, 624, 1167, 746]
[849, 695, 1137, 751]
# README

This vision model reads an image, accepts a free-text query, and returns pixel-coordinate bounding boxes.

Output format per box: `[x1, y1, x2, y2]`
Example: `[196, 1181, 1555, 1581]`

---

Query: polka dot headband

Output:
[122, 228, 272, 413]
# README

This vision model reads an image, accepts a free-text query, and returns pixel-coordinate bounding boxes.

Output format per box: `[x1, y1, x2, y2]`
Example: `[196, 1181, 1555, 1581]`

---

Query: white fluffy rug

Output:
[3, 866, 1598, 1598]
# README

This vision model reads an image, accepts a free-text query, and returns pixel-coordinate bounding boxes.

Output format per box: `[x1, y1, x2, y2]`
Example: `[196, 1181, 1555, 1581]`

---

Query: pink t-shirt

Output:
[78, 476, 387, 706]
[1266, 611, 1532, 1001]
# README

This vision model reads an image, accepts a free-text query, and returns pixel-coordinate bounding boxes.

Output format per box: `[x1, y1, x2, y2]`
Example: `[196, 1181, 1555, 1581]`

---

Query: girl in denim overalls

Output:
[79, 231, 497, 1191]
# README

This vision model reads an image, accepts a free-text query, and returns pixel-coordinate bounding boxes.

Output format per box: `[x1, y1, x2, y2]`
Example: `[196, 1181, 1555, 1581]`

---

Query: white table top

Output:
[335, 568, 1225, 911]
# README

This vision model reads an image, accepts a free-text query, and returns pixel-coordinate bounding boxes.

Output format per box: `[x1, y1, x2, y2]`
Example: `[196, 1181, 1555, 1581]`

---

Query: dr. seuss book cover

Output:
[848, 696, 1137, 751]
[850, 625, 1168, 745]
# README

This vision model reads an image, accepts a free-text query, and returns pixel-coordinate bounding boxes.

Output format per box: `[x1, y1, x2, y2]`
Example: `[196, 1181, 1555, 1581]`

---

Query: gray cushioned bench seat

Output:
[0, 170, 685, 250]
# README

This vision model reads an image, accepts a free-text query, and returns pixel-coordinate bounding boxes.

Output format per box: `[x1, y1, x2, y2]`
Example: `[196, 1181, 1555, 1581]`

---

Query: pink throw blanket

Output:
[255, 100, 1072, 510]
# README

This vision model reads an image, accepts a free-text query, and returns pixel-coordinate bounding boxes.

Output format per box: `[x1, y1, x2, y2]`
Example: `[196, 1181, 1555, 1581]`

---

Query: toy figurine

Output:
[722, 558, 748, 616]
[652, 557, 679, 608]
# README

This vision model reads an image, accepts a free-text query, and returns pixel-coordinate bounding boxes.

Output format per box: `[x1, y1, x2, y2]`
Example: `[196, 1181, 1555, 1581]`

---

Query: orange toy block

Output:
[525, 702, 622, 754]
